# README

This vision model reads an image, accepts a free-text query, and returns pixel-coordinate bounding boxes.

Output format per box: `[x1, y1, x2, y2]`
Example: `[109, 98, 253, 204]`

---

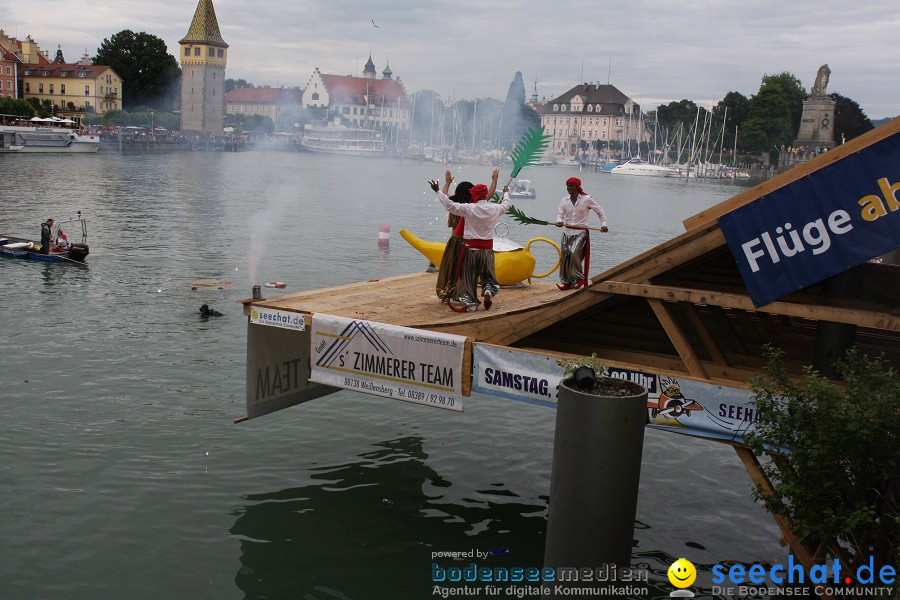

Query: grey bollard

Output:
[543, 377, 647, 598]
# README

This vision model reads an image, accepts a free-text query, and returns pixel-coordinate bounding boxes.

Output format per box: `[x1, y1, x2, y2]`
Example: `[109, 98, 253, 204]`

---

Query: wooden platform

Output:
[242, 272, 568, 338]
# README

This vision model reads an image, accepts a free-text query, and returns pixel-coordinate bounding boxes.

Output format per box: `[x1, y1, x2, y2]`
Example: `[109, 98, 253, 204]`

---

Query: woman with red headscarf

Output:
[430, 171, 509, 311]
[435, 169, 499, 303]
[555, 177, 608, 290]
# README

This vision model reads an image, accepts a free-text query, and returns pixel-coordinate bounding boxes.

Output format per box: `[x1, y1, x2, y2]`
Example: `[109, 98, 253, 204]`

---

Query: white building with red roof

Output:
[301, 56, 410, 138]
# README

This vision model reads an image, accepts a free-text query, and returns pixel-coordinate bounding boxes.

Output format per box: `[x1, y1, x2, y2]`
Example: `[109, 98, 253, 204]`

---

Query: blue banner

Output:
[719, 131, 900, 306]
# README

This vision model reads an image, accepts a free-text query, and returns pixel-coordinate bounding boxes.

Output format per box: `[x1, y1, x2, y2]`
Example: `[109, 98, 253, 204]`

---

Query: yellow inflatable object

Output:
[400, 228, 561, 286]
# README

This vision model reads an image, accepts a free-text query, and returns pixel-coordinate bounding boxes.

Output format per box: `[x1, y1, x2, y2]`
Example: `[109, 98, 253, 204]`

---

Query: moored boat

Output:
[0, 116, 99, 153]
[609, 157, 673, 177]
[0, 213, 90, 263]
[301, 118, 384, 156]
[509, 179, 536, 200]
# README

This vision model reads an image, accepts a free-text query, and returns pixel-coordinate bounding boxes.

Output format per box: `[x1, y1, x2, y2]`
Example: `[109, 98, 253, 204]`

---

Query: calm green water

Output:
[0, 151, 780, 599]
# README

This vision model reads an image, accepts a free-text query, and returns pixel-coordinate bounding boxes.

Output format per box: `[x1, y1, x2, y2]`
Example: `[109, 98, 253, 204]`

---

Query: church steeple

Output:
[53, 45, 65, 64]
[382, 62, 393, 80]
[363, 54, 376, 80]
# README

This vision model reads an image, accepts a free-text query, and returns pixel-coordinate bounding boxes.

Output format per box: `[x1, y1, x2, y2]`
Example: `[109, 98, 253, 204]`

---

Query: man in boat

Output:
[429, 176, 510, 311]
[555, 177, 608, 290]
[40, 219, 54, 254]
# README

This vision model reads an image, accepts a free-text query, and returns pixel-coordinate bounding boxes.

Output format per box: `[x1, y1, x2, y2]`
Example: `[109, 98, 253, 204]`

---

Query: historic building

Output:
[0, 31, 121, 112]
[535, 82, 645, 157]
[179, 0, 228, 137]
[0, 42, 21, 99]
[301, 56, 410, 138]
[225, 86, 303, 124]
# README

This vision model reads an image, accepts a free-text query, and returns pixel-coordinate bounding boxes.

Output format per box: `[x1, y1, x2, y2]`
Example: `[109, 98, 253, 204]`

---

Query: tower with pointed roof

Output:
[363, 55, 376, 80]
[179, 0, 228, 137]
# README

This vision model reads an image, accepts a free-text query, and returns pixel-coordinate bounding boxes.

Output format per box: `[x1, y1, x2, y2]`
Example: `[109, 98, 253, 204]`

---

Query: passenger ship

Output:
[301, 118, 384, 156]
[0, 116, 100, 153]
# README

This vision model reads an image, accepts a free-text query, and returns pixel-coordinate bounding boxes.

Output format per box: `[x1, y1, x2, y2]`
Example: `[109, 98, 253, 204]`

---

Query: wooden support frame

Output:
[647, 298, 709, 379]
[597, 280, 900, 332]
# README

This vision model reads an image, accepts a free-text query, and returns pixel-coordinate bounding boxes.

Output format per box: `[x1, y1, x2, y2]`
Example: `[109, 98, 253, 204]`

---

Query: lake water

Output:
[0, 151, 782, 599]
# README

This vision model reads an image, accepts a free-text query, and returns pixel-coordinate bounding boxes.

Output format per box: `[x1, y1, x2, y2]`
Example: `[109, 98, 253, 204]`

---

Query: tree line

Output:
[648, 72, 874, 157]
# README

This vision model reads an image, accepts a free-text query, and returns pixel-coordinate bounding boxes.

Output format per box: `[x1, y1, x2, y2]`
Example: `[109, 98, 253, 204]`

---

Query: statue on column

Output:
[811, 64, 831, 96]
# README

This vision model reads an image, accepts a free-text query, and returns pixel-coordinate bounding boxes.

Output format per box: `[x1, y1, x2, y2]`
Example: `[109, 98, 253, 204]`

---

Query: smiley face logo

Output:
[667, 558, 697, 588]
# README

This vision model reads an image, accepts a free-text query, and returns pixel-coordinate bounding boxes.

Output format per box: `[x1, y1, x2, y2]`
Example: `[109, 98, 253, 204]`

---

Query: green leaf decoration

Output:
[506, 204, 550, 226]
[509, 126, 551, 178]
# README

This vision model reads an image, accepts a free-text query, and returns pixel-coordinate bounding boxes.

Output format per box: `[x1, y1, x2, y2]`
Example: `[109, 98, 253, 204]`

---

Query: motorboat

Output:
[0, 213, 90, 263]
[509, 180, 536, 200]
[609, 157, 674, 177]
[0, 116, 99, 153]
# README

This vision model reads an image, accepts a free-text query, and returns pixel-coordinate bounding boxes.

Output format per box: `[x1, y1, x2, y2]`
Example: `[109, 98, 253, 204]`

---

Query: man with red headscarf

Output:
[430, 175, 510, 311]
[555, 177, 608, 290]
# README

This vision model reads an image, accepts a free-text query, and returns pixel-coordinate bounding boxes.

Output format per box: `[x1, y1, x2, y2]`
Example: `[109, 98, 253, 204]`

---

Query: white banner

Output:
[473, 345, 758, 443]
[309, 314, 466, 412]
[249, 306, 306, 331]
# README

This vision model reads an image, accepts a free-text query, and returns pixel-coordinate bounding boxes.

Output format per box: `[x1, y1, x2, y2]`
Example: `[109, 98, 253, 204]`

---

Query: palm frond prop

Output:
[509, 126, 551, 179]
[507, 204, 550, 226]
[490, 127, 552, 227]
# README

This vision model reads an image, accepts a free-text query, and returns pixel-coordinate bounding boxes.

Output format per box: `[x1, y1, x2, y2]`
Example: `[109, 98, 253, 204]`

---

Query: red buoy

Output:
[378, 225, 390, 247]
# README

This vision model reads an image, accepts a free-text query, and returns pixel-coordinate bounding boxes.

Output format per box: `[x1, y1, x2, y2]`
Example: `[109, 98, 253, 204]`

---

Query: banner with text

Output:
[249, 306, 307, 331]
[719, 132, 900, 306]
[473, 345, 759, 443]
[309, 314, 466, 412]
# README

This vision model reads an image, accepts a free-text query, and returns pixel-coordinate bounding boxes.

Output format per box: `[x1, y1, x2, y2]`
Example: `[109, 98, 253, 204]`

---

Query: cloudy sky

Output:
[2, 0, 898, 119]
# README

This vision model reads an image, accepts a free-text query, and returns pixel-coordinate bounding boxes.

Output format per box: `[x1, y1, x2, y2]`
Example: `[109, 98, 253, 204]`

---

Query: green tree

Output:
[830, 93, 874, 144]
[714, 91, 750, 149]
[655, 99, 702, 136]
[746, 347, 899, 573]
[93, 30, 181, 112]
[0, 97, 36, 117]
[760, 72, 807, 133]
[741, 74, 802, 153]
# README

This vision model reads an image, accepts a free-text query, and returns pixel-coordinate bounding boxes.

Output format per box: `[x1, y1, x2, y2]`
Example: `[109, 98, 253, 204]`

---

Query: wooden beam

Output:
[733, 446, 820, 564]
[648, 299, 709, 379]
[598, 280, 900, 331]
[683, 117, 900, 231]
[681, 304, 729, 366]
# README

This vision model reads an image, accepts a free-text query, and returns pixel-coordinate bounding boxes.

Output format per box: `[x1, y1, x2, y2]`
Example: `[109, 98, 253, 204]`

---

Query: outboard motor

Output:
[68, 243, 90, 261]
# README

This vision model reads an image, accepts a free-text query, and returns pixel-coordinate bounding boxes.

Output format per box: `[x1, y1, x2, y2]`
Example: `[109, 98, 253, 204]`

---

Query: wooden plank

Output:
[648, 299, 709, 379]
[733, 446, 820, 565]
[461, 338, 473, 397]
[683, 117, 900, 231]
[598, 280, 900, 331]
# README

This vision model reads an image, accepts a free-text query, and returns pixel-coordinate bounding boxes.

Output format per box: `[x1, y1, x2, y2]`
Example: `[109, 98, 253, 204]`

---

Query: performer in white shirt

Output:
[555, 177, 608, 290]
[430, 177, 511, 311]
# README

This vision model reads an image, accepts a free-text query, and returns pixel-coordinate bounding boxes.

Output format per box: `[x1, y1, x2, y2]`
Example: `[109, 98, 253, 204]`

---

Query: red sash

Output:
[455, 239, 493, 280]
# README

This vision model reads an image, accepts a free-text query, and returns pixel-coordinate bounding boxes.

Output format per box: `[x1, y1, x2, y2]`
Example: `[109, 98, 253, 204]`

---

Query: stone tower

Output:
[179, 0, 228, 138]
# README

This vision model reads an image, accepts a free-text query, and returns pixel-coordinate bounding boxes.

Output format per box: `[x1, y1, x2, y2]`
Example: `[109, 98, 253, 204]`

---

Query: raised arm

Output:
[487, 168, 499, 198]
[442, 170, 453, 196]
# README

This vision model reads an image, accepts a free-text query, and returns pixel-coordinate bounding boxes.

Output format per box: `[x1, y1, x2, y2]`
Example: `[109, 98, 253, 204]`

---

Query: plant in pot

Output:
[556, 353, 638, 396]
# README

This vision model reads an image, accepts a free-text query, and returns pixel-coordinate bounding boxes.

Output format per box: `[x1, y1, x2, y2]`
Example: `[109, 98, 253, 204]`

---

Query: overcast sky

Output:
[2, 0, 898, 119]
